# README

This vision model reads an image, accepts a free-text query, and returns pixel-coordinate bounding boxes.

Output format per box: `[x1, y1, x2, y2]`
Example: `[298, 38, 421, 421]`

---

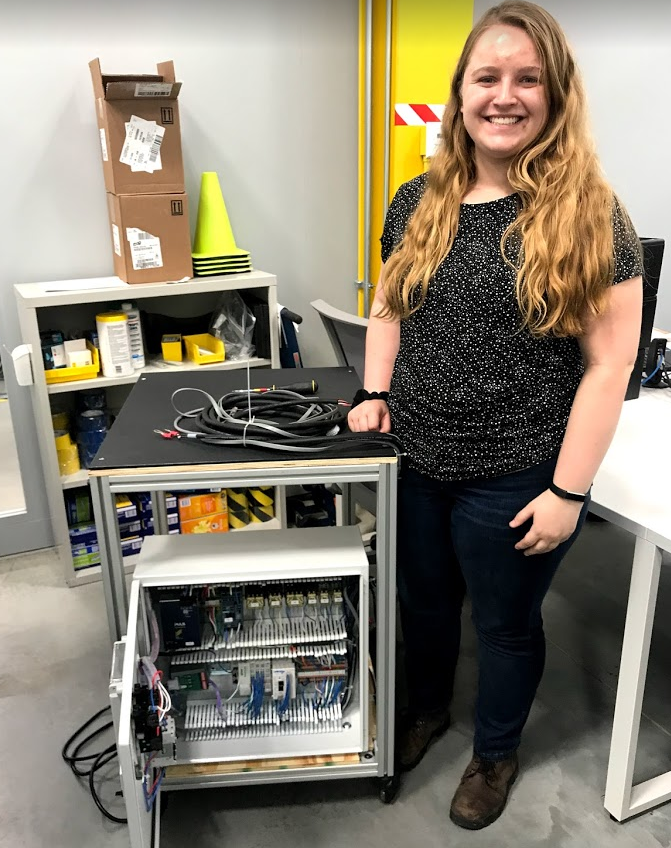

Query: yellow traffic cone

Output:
[192, 172, 251, 262]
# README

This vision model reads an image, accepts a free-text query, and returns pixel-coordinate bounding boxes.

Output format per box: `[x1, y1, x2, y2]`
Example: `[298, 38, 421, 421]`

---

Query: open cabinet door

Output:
[116, 579, 160, 848]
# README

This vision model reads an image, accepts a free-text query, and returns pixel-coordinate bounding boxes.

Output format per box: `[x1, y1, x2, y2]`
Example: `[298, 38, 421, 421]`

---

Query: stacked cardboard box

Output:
[134, 492, 181, 535]
[90, 58, 192, 284]
[67, 491, 144, 570]
[178, 490, 229, 534]
[66, 490, 180, 571]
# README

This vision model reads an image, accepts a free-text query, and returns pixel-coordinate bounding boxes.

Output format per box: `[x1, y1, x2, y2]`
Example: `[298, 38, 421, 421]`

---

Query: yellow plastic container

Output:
[57, 444, 81, 476]
[161, 334, 183, 363]
[51, 411, 70, 430]
[45, 343, 100, 384]
[183, 333, 225, 365]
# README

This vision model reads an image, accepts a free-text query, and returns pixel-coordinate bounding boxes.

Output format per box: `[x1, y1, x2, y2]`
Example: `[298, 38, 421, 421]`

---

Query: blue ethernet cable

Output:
[642, 353, 664, 385]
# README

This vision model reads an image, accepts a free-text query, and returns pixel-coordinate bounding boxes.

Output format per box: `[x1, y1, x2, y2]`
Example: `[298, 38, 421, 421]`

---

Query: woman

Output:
[348, 0, 643, 831]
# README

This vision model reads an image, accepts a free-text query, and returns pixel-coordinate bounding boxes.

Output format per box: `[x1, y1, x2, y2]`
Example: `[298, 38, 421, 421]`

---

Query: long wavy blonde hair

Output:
[383, 1, 637, 337]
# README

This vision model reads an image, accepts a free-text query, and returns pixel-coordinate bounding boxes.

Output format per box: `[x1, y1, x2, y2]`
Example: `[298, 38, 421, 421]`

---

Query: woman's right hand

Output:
[348, 399, 391, 433]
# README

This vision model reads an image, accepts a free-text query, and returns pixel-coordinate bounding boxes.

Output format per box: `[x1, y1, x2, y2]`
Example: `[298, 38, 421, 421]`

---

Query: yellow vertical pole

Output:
[357, 0, 367, 317]
[358, 0, 389, 317]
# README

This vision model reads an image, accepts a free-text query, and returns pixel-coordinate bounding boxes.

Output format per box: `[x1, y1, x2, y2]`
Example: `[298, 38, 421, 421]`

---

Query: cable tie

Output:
[242, 418, 254, 447]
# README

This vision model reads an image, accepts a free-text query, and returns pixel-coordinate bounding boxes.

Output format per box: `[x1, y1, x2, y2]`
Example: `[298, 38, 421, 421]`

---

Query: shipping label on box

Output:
[126, 228, 163, 270]
[135, 82, 173, 97]
[120, 116, 165, 173]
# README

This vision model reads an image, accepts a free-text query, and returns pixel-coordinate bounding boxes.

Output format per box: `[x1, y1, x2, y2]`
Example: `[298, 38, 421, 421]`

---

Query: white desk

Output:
[590, 387, 671, 821]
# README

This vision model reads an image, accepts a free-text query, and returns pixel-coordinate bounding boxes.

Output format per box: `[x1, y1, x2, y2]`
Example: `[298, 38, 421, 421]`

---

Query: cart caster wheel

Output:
[378, 774, 401, 804]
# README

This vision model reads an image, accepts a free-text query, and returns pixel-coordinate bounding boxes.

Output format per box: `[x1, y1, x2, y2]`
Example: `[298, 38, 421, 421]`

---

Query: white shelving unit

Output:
[14, 271, 281, 587]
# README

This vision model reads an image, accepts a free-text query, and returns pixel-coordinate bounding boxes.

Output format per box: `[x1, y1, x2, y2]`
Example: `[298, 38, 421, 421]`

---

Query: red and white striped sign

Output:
[394, 103, 444, 126]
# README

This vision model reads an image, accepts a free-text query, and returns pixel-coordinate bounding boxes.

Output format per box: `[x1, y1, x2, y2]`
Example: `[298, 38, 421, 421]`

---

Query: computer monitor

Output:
[625, 237, 665, 400]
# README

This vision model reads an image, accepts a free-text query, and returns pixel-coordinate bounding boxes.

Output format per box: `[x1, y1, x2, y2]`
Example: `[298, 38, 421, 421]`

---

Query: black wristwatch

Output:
[549, 482, 591, 503]
[351, 389, 389, 408]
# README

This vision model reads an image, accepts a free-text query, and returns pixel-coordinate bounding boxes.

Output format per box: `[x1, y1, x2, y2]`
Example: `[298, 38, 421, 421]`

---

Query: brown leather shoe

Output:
[449, 753, 519, 830]
[397, 708, 451, 772]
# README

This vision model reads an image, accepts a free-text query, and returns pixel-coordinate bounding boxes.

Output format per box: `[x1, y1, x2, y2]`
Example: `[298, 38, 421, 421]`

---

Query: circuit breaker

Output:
[114, 526, 370, 846]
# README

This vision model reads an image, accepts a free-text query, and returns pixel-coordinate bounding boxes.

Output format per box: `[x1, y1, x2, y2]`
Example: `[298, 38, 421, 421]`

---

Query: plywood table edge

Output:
[89, 456, 398, 477]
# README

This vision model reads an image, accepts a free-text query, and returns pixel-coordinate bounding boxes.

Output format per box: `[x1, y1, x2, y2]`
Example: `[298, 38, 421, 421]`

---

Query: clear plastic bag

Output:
[208, 291, 256, 360]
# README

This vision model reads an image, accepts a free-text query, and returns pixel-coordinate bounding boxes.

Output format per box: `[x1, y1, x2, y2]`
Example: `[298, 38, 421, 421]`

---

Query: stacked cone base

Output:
[192, 248, 251, 275]
[194, 264, 253, 277]
[193, 260, 252, 270]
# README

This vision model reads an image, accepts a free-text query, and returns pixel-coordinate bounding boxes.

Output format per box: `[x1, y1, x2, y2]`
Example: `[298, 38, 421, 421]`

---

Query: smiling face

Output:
[460, 24, 548, 173]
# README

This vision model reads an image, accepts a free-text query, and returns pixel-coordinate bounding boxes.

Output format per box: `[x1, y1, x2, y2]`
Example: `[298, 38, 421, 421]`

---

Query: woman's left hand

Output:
[509, 489, 583, 556]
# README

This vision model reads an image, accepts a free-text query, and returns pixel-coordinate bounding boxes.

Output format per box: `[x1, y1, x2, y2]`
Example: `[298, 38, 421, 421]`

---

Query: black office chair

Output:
[310, 299, 368, 381]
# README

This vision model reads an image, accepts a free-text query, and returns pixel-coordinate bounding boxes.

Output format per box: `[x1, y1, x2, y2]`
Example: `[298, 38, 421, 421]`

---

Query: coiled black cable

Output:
[169, 387, 404, 458]
[61, 706, 127, 825]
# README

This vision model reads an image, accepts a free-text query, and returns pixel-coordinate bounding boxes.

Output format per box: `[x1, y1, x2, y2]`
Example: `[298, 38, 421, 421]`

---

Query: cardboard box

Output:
[107, 192, 192, 284]
[69, 521, 98, 546]
[118, 518, 142, 539]
[180, 512, 229, 534]
[178, 491, 228, 522]
[115, 494, 137, 520]
[72, 536, 143, 570]
[178, 491, 229, 534]
[90, 58, 185, 195]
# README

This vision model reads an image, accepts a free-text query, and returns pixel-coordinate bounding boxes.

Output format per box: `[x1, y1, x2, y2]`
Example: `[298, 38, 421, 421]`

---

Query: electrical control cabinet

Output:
[114, 526, 373, 846]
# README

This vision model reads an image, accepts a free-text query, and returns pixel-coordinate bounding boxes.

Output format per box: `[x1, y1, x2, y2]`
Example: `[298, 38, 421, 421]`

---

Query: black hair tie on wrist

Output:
[351, 389, 389, 408]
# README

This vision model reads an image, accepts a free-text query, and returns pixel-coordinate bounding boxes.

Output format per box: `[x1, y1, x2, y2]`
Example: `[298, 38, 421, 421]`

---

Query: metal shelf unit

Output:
[14, 272, 280, 586]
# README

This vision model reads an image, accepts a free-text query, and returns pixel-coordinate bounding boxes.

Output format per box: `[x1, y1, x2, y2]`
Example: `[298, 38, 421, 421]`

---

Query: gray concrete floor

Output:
[2, 520, 671, 848]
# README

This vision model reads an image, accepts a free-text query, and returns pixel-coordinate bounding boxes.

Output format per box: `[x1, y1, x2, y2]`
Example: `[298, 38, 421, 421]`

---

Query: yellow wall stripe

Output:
[359, 0, 474, 315]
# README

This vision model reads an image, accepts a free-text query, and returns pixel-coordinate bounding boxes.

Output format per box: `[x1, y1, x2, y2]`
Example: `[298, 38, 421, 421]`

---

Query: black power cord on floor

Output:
[61, 706, 127, 825]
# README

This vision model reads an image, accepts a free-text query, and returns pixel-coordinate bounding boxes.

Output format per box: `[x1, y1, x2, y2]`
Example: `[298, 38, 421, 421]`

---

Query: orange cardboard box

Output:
[178, 491, 228, 522]
[180, 512, 229, 534]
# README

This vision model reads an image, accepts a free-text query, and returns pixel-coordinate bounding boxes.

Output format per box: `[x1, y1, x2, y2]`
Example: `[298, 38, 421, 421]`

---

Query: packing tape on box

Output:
[247, 486, 274, 523]
[226, 488, 250, 529]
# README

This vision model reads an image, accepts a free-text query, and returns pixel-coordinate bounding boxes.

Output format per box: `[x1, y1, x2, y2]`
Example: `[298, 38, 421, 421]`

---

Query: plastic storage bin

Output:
[44, 343, 100, 384]
[183, 333, 225, 365]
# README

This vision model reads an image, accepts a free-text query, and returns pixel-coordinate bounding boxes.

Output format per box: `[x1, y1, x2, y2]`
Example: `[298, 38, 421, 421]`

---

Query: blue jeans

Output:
[397, 455, 590, 761]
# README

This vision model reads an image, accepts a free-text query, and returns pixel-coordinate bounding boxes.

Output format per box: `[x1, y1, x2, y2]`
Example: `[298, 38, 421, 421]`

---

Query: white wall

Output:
[472, 0, 671, 328]
[0, 0, 360, 366]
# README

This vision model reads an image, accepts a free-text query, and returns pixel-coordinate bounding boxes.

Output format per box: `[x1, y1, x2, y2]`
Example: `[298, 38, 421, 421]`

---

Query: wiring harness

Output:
[157, 386, 403, 458]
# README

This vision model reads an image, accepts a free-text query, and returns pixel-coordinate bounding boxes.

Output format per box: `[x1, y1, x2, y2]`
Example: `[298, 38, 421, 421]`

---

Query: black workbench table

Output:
[91, 367, 395, 471]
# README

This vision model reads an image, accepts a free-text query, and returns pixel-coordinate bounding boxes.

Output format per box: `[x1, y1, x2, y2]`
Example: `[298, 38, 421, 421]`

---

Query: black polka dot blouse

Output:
[380, 172, 643, 482]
